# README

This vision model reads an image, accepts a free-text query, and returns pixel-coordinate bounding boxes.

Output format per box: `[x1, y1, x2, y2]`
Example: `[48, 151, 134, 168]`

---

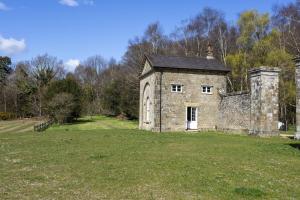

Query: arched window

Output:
[143, 83, 151, 124]
[146, 97, 150, 122]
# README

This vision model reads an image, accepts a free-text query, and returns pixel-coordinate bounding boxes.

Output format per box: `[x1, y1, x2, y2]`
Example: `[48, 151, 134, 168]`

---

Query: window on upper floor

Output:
[171, 84, 182, 92]
[202, 85, 213, 94]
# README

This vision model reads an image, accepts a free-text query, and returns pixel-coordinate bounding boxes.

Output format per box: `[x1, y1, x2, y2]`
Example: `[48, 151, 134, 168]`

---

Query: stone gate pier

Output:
[294, 56, 300, 140]
[249, 67, 281, 136]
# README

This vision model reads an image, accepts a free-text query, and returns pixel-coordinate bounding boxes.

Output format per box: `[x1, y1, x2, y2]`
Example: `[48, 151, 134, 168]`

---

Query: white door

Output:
[187, 107, 197, 130]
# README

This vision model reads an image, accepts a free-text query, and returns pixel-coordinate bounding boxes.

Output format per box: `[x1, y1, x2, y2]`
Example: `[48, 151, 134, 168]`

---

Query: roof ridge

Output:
[148, 54, 209, 60]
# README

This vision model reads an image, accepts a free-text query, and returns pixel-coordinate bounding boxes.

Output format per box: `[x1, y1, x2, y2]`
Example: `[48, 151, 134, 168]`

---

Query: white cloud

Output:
[59, 0, 79, 7]
[65, 59, 80, 72]
[59, 0, 95, 7]
[0, 2, 9, 11]
[0, 35, 26, 55]
[83, 0, 94, 5]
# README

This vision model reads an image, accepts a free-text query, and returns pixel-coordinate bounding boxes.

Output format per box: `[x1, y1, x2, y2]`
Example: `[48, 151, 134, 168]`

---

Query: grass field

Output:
[0, 116, 299, 199]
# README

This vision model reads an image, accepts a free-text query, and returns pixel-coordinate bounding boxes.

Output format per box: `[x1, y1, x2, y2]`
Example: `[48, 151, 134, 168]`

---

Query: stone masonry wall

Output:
[295, 57, 300, 139]
[139, 71, 157, 131]
[218, 92, 250, 131]
[159, 69, 227, 131]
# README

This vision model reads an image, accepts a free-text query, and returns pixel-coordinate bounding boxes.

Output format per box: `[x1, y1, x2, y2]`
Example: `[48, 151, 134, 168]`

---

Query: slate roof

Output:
[145, 54, 231, 72]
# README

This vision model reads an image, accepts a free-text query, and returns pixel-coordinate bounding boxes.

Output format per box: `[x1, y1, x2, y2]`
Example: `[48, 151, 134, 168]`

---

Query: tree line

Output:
[0, 1, 299, 125]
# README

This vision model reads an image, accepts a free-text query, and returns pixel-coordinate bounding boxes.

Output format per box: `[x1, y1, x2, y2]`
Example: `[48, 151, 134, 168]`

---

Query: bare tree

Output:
[31, 54, 65, 116]
[272, 2, 300, 54]
[143, 22, 167, 54]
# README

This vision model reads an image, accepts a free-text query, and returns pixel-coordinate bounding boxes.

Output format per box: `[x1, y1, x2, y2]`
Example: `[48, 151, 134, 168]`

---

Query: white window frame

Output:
[202, 85, 213, 94]
[171, 84, 183, 93]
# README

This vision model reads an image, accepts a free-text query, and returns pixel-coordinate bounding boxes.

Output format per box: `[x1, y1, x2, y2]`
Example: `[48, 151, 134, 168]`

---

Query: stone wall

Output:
[139, 71, 157, 131]
[218, 91, 250, 132]
[295, 57, 300, 139]
[159, 69, 227, 131]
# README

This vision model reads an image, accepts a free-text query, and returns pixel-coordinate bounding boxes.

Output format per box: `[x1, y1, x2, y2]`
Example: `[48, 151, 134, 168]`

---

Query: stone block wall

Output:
[159, 69, 227, 131]
[139, 71, 158, 131]
[294, 57, 300, 139]
[218, 91, 250, 132]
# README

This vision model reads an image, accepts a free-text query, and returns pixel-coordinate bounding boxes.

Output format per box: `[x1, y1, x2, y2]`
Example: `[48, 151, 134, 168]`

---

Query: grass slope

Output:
[0, 116, 299, 199]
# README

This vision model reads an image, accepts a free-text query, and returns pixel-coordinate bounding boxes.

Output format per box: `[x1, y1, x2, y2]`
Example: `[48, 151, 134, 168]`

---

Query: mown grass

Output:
[0, 119, 43, 133]
[0, 116, 299, 199]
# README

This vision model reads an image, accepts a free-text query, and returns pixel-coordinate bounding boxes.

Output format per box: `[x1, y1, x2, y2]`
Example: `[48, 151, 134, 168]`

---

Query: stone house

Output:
[139, 52, 280, 136]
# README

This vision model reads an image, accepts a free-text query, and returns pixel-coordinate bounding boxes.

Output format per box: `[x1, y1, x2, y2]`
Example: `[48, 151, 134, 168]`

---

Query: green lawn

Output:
[0, 116, 299, 199]
[49, 115, 138, 131]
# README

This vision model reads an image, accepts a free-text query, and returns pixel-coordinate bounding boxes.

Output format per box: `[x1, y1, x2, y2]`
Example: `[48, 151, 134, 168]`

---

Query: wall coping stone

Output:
[221, 91, 249, 97]
[249, 66, 281, 75]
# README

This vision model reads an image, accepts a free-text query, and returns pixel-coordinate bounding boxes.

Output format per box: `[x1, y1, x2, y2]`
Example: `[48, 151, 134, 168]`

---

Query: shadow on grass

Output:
[63, 115, 123, 125]
[89, 153, 109, 160]
[74, 118, 95, 124]
[234, 187, 265, 198]
[61, 118, 96, 126]
[288, 143, 300, 150]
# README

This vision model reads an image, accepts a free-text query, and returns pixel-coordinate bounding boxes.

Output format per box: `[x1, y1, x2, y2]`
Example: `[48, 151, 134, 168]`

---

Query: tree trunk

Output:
[39, 88, 42, 117]
[197, 37, 201, 57]
[184, 38, 188, 56]
[227, 76, 234, 92]
[245, 72, 248, 91]
[284, 103, 288, 131]
[3, 88, 6, 112]
[15, 93, 18, 118]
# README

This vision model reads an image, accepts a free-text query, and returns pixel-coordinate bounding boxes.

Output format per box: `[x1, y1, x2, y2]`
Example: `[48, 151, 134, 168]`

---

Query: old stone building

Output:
[139, 53, 280, 136]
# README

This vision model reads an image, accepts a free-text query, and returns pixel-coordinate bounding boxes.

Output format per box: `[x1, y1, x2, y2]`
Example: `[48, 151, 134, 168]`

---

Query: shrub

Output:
[0, 112, 16, 120]
[46, 75, 82, 119]
[47, 93, 75, 124]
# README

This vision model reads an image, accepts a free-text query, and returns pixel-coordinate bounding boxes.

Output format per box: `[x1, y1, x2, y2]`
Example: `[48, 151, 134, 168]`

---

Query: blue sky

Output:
[0, 0, 294, 70]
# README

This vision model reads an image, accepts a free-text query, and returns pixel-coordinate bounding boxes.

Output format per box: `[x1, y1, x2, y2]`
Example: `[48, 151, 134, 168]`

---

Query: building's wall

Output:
[159, 69, 227, 131]
[152, 72, 163, 132]
[218, 92, 250, 132]
[139, 71, 157, 131]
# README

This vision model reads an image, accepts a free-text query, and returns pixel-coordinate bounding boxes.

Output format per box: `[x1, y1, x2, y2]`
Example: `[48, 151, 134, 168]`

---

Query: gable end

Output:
[141, 59, 153, 77]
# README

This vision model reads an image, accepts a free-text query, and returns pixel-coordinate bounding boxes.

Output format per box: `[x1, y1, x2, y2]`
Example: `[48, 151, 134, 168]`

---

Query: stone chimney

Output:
[249, 67, 280, 136]
[206, 42, 214, 60]
[294, 56, 300, 139]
